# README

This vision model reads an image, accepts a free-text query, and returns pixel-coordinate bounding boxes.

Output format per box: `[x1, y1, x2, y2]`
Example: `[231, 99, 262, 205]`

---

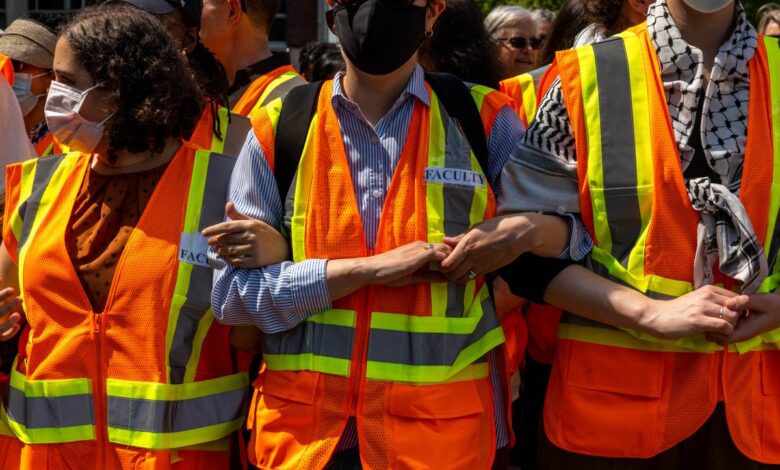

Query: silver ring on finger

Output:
[424, 243, 434, 251]
[719, 305, 724, 319]
[467, 270, 478, 281]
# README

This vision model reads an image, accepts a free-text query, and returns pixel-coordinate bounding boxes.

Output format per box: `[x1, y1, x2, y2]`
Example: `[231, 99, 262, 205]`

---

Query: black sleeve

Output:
[497, 253, 575, 303]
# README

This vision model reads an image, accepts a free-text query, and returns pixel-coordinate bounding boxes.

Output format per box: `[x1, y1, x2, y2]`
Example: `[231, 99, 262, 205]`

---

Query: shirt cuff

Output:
[555, 213, 593, 261]
[289, 258, 332, 320]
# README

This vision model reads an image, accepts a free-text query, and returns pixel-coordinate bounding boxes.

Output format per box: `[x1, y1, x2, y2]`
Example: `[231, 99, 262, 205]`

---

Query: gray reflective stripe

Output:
[438, 97, 478, 318]
[593, 38, 642, 265]
[169, 153, 236, 384]
[221, 113, 251, 158]
[18, 154, 66, 253]
[8, 386, 94, 429]
[107, 388, 245, 433]
[259, 75, 306, 108]
[528, 65, 549, 90]
[263, 320, 354, 360]
[366, 296, 500, 366]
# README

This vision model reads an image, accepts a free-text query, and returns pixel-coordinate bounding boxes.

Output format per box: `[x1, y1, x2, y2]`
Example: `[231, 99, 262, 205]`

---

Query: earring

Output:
[425, 30, 433, 38]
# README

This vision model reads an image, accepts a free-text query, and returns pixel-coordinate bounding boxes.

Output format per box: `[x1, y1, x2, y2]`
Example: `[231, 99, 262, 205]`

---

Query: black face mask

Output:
[333, 1, 427, 76]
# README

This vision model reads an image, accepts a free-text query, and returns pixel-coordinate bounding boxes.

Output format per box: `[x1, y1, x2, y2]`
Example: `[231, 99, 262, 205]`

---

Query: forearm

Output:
[542, 265, 652, 333]
[524, 212, 571, 258]
[211, 258, 331, 332]
[326, 258, 373, 301]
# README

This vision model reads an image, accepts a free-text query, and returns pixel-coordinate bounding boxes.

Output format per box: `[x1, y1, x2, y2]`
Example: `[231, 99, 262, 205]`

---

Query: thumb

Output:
[225, 202, 249, 221]
[724, 294, 751, 312]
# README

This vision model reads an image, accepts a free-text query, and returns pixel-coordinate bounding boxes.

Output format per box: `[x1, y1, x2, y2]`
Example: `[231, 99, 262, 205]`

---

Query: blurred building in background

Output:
[0, 0, 332, 50]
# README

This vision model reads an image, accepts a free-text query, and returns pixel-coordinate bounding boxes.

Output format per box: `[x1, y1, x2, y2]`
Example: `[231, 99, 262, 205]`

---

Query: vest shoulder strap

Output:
[273, 80, 324, 202]
[424, 72, 489, 173]
[272, 73, 490, 201]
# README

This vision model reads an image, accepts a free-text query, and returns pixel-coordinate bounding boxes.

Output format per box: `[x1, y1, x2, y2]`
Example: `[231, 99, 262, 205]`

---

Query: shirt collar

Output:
[331, 64, 431, 109]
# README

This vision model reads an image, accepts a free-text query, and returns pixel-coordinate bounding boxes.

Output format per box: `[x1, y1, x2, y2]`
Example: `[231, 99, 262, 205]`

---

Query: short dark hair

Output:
[63, 5, 204, 160]
[23, 12, 72, 34]
[537, 0, 590, 66]
[583, 0, 625, 32]
[246, 0, 280, 31]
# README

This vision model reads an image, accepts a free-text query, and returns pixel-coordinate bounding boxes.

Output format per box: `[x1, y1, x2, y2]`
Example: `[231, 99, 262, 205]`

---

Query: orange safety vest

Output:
[248, 80, 509, 469]
[2, 145, 247, 468]
[499, 65, 556, 127]
[33, 131, 62, 157]
[0, 53, 13, 85]
[231, 65, 305, 117]
[188, 103, 251, 157]
[548, 25, 780, 461]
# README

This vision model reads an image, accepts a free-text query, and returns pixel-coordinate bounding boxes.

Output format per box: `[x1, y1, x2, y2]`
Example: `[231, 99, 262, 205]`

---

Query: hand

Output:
[439, 214, 541, 284]
[708, 293, 780, 345]
[638, 285, 746, 340]
[202, 202, 290, 268]
[367, 242, 451, 287]
[0, 284, 23, 341]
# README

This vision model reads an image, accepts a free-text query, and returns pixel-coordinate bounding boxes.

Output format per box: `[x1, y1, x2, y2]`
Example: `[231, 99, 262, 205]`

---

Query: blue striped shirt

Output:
[211, 65, 522, 449]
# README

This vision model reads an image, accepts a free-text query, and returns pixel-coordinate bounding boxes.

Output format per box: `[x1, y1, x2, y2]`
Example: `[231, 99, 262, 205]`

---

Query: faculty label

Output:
[424, 167, 486, 188]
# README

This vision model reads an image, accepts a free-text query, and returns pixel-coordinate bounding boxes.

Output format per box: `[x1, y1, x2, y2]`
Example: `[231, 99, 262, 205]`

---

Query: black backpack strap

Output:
[273, 80, 324, 201]
[424, 72, 489, 173]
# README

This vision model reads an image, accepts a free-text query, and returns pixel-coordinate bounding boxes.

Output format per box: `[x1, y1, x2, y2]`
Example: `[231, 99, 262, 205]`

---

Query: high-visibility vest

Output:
[33, 132, 63, 157]
[548, 24, 780, 461]
[0, 53, 13, 85]
[231, 65, 305, 117]
[189, 104, 251, 157]
[247, 80, 509, 470]
[499, 65, 554, 127]
[1, 145, 247, 454]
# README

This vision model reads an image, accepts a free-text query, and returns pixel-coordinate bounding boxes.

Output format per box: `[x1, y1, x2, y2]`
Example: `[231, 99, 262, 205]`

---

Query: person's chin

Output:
[513, 61, 534, 75]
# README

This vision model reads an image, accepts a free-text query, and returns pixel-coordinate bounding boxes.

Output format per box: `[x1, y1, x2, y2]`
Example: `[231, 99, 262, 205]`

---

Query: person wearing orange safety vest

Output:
[0, 9, 252, 468]
[499, 66, 551, 127]
[0, 53, 14, 84]
[199, 0, 305, 117]
[208, 1, 575, 468]
[449, 0, 780, 467]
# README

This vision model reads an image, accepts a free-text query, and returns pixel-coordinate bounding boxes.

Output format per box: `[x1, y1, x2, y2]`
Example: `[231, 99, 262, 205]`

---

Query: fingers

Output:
[697, 315, 735, 336]
[202, 220, 246, 238]
[0, 324, 20, 342]
[215, 244, 253, 257]
[225, 202, 250, 221]
[723, 294, 751, 313]
[442, 235, 464, 249]
[0, 312, 21, 339]
[439, 234, 470, 271]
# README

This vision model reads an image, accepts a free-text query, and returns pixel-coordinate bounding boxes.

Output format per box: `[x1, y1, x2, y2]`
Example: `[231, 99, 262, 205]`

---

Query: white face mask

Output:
[680, 0, 733, 13]
[44, 80, 114, 154]
[12, 72, 49, 116]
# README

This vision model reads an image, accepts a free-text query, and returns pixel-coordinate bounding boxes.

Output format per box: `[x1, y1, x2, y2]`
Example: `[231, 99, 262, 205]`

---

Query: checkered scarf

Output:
[687, 177, 767, 293]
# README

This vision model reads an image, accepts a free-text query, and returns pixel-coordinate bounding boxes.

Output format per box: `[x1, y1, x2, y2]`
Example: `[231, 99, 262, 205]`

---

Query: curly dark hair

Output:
[537, 0, 590, 66]
[418, 0, 503, 89]
[62, 5, 204, 160]
[583, 0, 625, 32]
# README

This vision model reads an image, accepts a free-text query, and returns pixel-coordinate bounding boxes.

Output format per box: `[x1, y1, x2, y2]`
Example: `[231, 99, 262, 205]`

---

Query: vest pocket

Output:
[259, 369, 320, 405]
[388, 380, 484, 419]
[565, 340, 663, 398]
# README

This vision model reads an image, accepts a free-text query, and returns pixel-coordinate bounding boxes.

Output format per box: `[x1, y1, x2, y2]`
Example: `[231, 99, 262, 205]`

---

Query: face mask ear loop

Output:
[73, 81, 106, 115]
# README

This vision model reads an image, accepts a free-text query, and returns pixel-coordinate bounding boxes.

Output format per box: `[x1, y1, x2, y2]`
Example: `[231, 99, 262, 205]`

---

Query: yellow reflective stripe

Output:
[371, 283, 488, 334]
[307, 309, 357, 328]
[10, 422, 95, 444]
[108, 418, 243, 450]
[290, 113, 319, 263]
[17, 153, 81, 299]
[106, 372, 247, 402]
[558, 323, 722, 353]
[10, 367, 91, 397]
[256, 71, 300, 113]
[0, 402, 14, 437]
[622, 34, 654, 281]
[263, 353, 351, 377]
[365, 326, 504, 383]
[578, 46, 612, 253]
[518, 73, 537, 124]
[8, 159, 36, 245]
[591, 246, 693, 296]
[764, 37, 780, 268]
[427, 92, 447, 317]
[165, 150, 209, 382]
[210, 107, 230, 153]
[184, 309, 215, 383]
[266, 96, 285, 135]
[368, 363, 489, 385]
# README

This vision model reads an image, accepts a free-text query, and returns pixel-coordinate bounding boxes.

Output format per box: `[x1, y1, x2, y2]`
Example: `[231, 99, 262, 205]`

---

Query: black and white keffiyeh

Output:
[516, 0, 766, 292]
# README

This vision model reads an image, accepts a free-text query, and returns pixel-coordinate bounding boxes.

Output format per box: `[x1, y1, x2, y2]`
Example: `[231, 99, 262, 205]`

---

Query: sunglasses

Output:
[496, 36, 543, 50]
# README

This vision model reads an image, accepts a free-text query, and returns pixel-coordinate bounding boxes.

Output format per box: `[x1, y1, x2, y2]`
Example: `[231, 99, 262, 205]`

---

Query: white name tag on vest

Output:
[424, 167, 486, 188]
[179, 233, 211, 269]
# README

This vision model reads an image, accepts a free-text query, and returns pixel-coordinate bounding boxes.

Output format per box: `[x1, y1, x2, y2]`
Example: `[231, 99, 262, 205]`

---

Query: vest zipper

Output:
[92, 313, 106, 466]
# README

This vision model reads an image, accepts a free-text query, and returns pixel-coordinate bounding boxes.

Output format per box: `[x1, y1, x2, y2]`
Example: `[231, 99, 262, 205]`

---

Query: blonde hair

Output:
[758, 3, 780, 35]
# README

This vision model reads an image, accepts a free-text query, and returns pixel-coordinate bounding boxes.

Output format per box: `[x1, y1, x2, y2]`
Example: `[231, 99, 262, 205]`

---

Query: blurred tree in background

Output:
[473, 0, 766, 25]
